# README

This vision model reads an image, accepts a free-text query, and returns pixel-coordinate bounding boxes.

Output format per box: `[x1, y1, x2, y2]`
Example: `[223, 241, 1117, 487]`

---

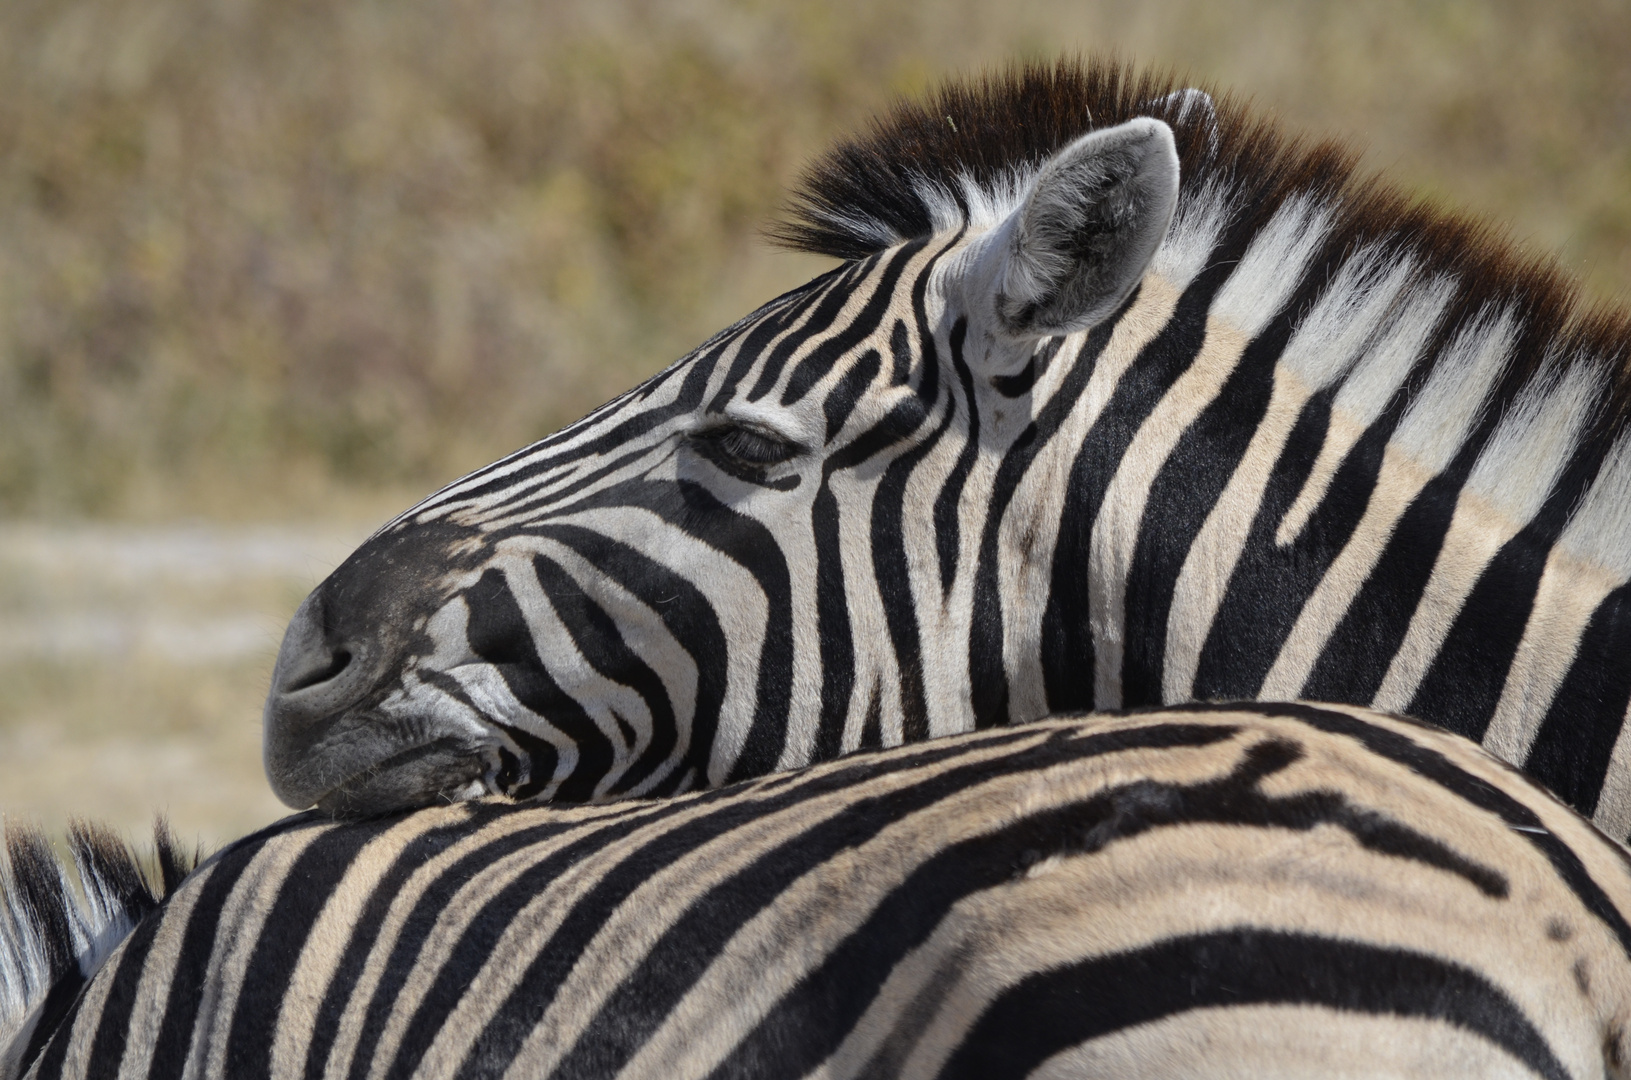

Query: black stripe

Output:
[1300, 294, 1572, 712]
[465, 567, 612, 803]
[134, 820, 319, 1080]
[989, 337, 1062, 398]
[822, 347, 883, 441]
[770, 241, 926, 406]
[1405, 433, 1605, 743]
[427, 727, 1060, 1079]
[530, 552, 679, 797]
[1184, 701, 1631, 957]
[15, 967, 86, 1078]
[222, 824, 386, 1075]
[461, 271, 829, 493]
[536, 524, 730, 792]
[534, 722, 1241, 1080]
[1406, 523, 1553, 742]
[931, 318, 976, 597]
[451, 275, 832, 513]
[1191, 386, 1397, 699]
[1301, 440, 1489, 704]
[300, 817, 497, 1080]
[811, 386, 942, 759]
[345, 805, 678, 1080]
[1523, 583, 1631, 821]
[811, 475, 854, 762]
[480, 435, 679, 524]
[526, 478, 793, 784]
[711, 260, 863, 412]
[707, 716, 1515, 1077]
[1038, 270, 1224, 713]
[870, 263, 952, 745]
[973, 289, 1149, 725]
[656, 481, 793, 783]
[435, 328, 724, 513]
[1119, 263, 1309, 707]
[888, 315, 914, 385]
[859, 679, 885, 750]
[940, 929, 1570, 1080]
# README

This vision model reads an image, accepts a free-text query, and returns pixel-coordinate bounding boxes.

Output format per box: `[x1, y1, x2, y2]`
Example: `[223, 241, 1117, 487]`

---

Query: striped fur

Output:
[14, 703, 1631, 1078]
[0, 823, 194, 1079]
[261, 58, 1631, 835]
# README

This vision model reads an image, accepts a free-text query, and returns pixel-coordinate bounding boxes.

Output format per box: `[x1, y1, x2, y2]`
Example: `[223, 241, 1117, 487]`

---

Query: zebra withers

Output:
[260, 59, 1631, 830]
[9, 702, 1631, 1079]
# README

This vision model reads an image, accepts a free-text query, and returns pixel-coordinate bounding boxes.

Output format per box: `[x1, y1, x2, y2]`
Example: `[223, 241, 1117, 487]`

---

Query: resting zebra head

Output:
[261, 71, 1186, 814]
[264, 60, 1631, 822]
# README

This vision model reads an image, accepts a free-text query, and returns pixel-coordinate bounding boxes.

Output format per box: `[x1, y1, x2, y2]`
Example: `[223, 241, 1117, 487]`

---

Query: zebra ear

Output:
[988, 118, 1180, 339]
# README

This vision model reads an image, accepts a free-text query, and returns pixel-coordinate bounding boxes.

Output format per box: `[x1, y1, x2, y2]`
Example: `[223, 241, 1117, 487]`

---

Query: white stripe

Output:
[1209, 195, 1333, 339]
[999, 278, 1187, 721]
[1258, 307, 1515, 700]
[1372, 364, 1597, 712]
[1483, 434, 1631, 762]
[1151, 179, 1233, 291]
[1163, 251, 1414, 700]
[1591, 696, 1631, 843]
[1091, 197, 1332, 707]
[1276, 276, 1455, 546]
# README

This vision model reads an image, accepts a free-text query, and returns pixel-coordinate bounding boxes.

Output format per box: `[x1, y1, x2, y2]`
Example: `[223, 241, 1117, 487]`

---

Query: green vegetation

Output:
[0, 0, 1627, 519]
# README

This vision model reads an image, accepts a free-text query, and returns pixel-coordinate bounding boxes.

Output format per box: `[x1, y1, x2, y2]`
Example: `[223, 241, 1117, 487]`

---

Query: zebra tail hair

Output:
[1, 819, 199, 1078]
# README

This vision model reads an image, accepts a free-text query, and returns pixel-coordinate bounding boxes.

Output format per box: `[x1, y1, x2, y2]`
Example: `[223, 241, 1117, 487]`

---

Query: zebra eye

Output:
[690, 423, 800, 468]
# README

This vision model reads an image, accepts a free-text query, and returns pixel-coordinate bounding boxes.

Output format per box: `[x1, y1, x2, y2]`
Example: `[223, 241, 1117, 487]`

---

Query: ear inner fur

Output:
[996, 118, 1180, 338]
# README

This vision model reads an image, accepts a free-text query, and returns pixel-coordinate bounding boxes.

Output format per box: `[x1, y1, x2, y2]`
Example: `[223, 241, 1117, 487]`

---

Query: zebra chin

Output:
[264, 713, 507, 817]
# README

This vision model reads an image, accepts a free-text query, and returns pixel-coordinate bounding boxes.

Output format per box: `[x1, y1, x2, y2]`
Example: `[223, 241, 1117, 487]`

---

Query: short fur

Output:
[21, 704, 1631, 1078]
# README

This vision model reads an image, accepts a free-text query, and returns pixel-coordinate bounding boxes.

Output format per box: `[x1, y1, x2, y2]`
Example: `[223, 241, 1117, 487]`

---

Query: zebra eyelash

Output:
[688, 423, 803, 468]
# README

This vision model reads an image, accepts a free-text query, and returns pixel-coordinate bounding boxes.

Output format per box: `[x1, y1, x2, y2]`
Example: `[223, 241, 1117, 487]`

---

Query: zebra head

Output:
[262, 106, 1184, 815]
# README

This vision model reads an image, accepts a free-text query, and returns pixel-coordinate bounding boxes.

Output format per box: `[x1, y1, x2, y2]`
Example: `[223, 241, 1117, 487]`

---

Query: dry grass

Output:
[1, 0, 1629, 845]
[0, 522, 377, 847]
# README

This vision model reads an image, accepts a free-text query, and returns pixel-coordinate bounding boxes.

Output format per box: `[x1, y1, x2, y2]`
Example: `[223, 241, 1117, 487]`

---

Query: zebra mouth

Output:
[309, 735, 505, 818]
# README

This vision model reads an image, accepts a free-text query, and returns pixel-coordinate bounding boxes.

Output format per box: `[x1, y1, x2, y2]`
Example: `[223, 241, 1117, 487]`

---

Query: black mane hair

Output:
[771, 56, 1631, 432]
[1, 822, 198, 1076]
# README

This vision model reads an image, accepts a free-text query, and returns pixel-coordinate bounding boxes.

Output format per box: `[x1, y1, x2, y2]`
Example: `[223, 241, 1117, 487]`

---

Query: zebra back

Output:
[11, 702, 1631, 1079]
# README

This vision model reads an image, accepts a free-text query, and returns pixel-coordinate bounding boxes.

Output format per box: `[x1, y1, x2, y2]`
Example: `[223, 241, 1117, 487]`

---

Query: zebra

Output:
[11, 702, 1631, 1079]
[260, 59, 1631, 833]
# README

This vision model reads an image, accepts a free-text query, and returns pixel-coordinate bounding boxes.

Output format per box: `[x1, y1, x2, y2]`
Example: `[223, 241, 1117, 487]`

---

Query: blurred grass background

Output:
[2, 0, 1628, 847]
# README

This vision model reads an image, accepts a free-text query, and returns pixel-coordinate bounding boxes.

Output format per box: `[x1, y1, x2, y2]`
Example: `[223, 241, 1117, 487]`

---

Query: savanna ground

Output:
[2, 0, 1629, 849]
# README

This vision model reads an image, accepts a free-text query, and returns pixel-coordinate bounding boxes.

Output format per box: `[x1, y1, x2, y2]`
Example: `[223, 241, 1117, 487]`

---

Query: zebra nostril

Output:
[269, 591, 368, 707]
[281, 647, 353, 694]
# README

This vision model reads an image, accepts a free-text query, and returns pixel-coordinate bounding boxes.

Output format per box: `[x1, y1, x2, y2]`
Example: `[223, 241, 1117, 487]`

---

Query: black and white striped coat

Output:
[9, 703, 1631, 1079]
[260, 61, 1631, 834]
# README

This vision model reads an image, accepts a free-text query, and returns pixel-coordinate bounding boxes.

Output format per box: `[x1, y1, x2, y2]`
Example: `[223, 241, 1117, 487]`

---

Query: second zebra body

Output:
[8, 703, 1631, 1079]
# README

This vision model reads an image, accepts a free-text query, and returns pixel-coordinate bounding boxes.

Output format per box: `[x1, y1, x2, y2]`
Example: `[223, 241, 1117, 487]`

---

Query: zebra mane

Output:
[0, 822, 196, 1070]
[773, 57, 1631, 435]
